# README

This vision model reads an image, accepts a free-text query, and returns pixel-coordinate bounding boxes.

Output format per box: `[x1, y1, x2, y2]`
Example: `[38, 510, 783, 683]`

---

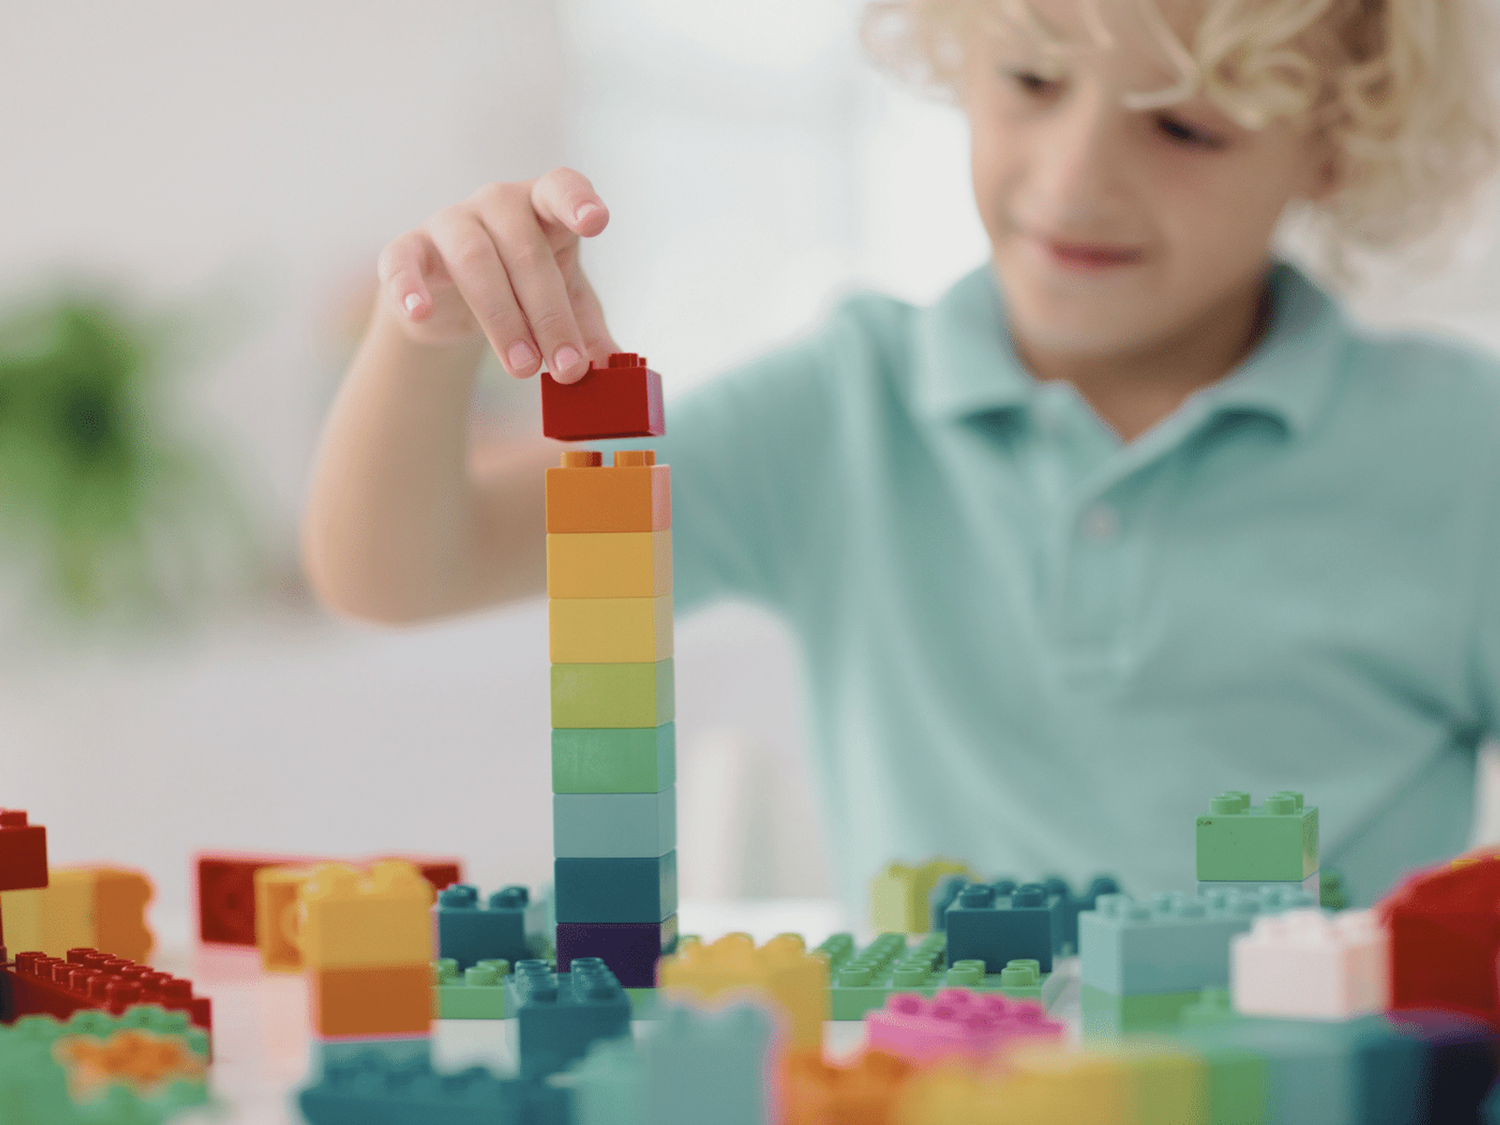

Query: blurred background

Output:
[3, 0, 1500, 932]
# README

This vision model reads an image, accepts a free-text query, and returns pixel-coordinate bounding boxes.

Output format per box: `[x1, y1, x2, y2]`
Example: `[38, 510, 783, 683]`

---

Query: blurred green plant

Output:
[0, 288, 253, 623]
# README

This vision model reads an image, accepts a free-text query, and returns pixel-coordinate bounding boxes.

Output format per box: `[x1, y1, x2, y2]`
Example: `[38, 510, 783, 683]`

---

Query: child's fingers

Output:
[378, 233, 436, 320]
[531, 167, 610, 247]
[569, 270, 622, 368]
[425, 210, 538, 376]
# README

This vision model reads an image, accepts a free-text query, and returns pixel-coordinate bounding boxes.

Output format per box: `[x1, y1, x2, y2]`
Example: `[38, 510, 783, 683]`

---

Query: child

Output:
[303, 0, 1500, 909]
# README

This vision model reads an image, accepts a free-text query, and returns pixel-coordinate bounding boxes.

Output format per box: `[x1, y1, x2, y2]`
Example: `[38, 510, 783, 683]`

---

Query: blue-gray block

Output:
[554, 852, 677, 924]
[553, 788, 676, 858]
[435, 884, 531, 971]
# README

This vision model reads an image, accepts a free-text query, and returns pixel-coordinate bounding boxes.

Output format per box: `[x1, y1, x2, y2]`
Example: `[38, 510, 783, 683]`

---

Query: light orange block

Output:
[546, 529, 672, 598]
[658, 933, 827, 1049]
[545, 450, 670, 533]
[549, 595, 673, 663]
[91, 868, 154, 964]
[309, 962, 431, 1037]
[254, 865, 317, 972]
[296, 861, 434, 970]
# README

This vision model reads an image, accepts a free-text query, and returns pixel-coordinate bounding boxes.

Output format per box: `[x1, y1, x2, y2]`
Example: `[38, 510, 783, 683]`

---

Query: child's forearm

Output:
[302, 302, 545, 623]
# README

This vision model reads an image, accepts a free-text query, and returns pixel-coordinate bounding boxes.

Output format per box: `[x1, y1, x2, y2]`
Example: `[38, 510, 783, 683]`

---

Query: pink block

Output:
[864, 988, 1064, 1065]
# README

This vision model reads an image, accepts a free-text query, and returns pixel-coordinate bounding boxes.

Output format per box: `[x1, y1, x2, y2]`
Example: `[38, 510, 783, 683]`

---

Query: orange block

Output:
[545, 450, 671, 533]
[91, 869, 154, 964]
[783, 1048, 913, 1125]
[309, 963, 432, 1037]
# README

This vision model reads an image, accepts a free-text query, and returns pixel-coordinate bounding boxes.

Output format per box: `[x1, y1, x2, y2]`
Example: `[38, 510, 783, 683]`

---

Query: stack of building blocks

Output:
[0, 867, 153, 965]
[864, 988, 1064, 1064]
[1376, 850, 1500, 1027]
[543, 355, 677, 991]
[4, 949, 210, 1033]
[815, 931, 1066, 1020]
[193, 850, 461, 947]
[870, 859, 974, 934]
[503, 956, 630, 1078]
[657, 933, 826, 1048]
[565, 999, 777, 1125]
[1195, 791, 1319, 897]
[1230, 908, 1389, 1020]
[944, 881, 1061, 973]
[297, 861, 432, 1049]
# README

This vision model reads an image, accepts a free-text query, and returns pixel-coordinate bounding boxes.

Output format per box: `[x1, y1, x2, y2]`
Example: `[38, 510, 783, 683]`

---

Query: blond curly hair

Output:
[861, 0, 1500, 285]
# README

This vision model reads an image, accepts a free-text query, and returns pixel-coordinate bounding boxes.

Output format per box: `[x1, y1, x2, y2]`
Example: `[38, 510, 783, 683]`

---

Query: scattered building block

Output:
[658, 933, 827, 1049]
[0, 811, 47, 894]
[783, 1046, 913, 1125]
[1393, 1009, 1499, 1124]
[1079, 985, 1207, 1039]
[1231, 909, 1389, 1019]
[308, 962, 431, 1038]
[640, 1001, 779, 1125]
[552, 724, 676, 794]
[5, 948, 211, 1031]
[555, 916, 678, 988]
[505, 958, 631, 1077]
[547, 529, 672, 599]
[870, 859, 974, 934]
[89, 869, 154, 965]
[0, 866, 153, 963]
[554, 853, 677, 924]
[1104, 1040, 1210, 1125]
[551, 659, 674, 728]
[549, 594, 673, 663]
[946, 882, 1061, 973]
[540, 352, 664, 441]
[865, 988, 1063, 1064]
[545, 451, 671, 534]
[1195, 791, 1318, 883]
[567, 1035, 645, 1125]
[254, 864, 316, 971]
[553, 790, 676, 859]
[893, 1041, 1135, 1125]
[434, 884, 530, 971]
[296, 861, 433, 970]
[299, 1054, 569, 1125]
[431, 958, 509, 1019]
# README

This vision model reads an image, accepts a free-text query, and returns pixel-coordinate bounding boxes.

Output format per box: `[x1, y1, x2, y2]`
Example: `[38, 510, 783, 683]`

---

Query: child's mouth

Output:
[1040, 236, 1143, 270]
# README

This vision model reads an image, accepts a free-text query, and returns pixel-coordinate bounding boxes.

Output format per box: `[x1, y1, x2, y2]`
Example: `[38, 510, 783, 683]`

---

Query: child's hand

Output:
[377, 168, 620, 384]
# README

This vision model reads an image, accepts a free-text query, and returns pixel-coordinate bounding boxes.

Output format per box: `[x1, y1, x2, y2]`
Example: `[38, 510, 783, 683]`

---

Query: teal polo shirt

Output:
[649, 260, 1500, 910]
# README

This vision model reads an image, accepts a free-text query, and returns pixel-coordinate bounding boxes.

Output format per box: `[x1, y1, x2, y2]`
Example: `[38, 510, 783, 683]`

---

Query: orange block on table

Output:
[309, 963, 432, 1037]
[545, 450, 670, 533]
[783, 1048, 914, 1125]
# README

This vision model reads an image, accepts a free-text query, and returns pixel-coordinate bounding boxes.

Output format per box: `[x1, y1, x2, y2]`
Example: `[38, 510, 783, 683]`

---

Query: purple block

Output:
[555, 916, 679, 987]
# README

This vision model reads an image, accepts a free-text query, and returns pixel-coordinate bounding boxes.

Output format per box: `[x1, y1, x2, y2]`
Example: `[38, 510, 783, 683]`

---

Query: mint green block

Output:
[1080, 984, 1201, 1039]
[432, 958, 508, 1019]
[552, 660, 674, 729]
[552, 723, 676, 793]
[1195, 790, 1318, 882]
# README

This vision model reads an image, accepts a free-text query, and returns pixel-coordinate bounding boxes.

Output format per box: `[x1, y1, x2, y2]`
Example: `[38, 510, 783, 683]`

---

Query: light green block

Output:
[551, 660, 674, 729]
[1080, 984, 1201, 1039]
[432, 958, 508, 1019]
[552, 723, 676, 793]
[1195, 790, 1318, 882]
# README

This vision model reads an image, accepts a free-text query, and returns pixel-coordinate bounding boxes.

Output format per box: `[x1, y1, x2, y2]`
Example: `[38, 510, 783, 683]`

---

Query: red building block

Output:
[4, 947, 212, 1031]
[195, 851, 462, 946]
[541, 352, 664, 441]
[1377, 853, 1500, 1027]
[0, 810, 48, 893]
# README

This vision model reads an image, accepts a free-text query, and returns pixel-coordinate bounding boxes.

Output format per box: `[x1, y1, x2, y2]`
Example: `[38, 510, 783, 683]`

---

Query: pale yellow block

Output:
[297, 860, 434, 970]
[658, 932, 827, 1049]
[1103, 1040, 1208, 1125]
[0, 887, 46, 953]
[549, 594, 673, 663]
[255, 865, 316, 972]
[547, 530, 672, 598]
[41, 869, 95, 955]
[991, 1043, 1136, 1125]
[870, 858, 975, 934]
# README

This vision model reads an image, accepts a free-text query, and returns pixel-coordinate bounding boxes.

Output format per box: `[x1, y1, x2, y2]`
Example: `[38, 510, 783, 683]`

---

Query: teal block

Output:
[552, 724, 675, 793]
[554, 852, 677, 923]
[554, 788, 676, 858]
[568, 1037, 645, 1125]
[643, 1003, 775, 1125]
[1195, 790, 1319, 882]
[551, 660, 674, 729]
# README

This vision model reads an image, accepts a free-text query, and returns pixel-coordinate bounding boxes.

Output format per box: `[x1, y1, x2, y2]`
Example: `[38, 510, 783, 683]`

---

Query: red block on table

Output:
[1377, 852, 1500, 1027]
[542, 352, 664, 441]
[4, 947, 212, 1031]
[0, 810, 48, 893]
[195, 851, 463, 945]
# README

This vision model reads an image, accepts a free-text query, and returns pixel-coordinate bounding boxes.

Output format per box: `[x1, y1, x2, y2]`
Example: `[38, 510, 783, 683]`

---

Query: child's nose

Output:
[1029, 92, 1128, 222]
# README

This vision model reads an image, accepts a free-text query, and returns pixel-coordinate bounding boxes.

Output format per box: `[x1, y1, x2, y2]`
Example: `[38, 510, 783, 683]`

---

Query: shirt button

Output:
[1081, 505, 1120, 542]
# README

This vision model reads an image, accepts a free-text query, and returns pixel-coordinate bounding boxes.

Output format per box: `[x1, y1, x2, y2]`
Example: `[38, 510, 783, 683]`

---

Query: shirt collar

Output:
[911, 259, 1351, 438]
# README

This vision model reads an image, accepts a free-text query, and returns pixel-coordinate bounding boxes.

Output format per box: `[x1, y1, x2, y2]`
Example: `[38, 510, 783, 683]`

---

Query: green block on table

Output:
[816, 932, 1065, 1021]
[1194, 791, 1318, 882]
[625, 987, 661, 1019]
[552, 659, 674, 728]
[1080, 984, 1202, 1038]
[553, 723, 676, 793]
[432, 958, 509, 1019]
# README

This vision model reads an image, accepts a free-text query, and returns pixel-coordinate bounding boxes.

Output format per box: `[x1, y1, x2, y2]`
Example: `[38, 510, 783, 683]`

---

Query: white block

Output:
[1230, 908, 1389, 1020]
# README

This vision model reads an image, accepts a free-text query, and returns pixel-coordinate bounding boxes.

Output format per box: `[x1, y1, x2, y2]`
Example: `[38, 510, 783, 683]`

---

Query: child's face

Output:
[962, 0, 1335, 366]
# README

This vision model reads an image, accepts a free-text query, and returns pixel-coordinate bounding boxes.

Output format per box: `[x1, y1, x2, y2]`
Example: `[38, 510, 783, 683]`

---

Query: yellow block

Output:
[658, 932, 827, 1049]
[0, 866, 143, 960]
[0, 886, 45, 952]
[870, 858, 975, 934]
[296, 860, 433, 969]
[1106, 1040, 1208, 1125]
[549, 594, 673, 663]
[42, 869, 95, 955]
[255, 865, 317, 972]
[992, 1043, 1137, 1125]
[547, 530, 672, 598]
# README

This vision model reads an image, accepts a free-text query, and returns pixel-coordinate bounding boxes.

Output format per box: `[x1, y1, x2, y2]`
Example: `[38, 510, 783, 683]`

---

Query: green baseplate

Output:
[433, 932, 1065, 1022]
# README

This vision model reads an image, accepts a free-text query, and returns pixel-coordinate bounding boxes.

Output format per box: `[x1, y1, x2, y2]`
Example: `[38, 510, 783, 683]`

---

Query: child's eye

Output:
[1005, 69, 1059, 96]
[1156, 114, 1224, 149]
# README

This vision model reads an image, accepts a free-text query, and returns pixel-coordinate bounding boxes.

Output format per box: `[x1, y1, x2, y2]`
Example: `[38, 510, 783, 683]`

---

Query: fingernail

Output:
[403, 292, 421, 313]
[554, 345, 582, 376]
[574, 203, 602, 223]
[507, 341, 538, 371]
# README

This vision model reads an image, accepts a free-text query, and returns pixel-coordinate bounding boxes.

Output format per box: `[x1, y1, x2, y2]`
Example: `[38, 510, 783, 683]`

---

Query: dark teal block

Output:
[435, 884, 530, 971]
[504, 959, 631, 1079]
[945, 882, 1059, 973]
[554, 852, 677, 923]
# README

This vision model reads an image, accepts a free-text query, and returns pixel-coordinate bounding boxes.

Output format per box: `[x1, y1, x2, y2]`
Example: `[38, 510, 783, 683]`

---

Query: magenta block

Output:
[864, 988, 1064, 1065]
